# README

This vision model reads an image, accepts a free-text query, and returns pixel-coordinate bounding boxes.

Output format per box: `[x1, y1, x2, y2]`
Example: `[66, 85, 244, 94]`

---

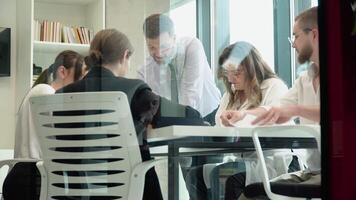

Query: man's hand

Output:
[220, 110, 247, 126]
[252, 106, 296, 125]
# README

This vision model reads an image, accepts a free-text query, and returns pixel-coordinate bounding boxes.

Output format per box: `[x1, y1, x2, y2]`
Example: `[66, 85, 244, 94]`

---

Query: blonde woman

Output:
[186, 41, 289, 200]
[215, 41, 288, 126]
[217, 41, 291, 200]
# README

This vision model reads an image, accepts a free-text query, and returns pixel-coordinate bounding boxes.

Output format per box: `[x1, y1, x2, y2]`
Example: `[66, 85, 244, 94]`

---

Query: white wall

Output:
[0, 0, 16, 149]
[106, 0, 169, 78]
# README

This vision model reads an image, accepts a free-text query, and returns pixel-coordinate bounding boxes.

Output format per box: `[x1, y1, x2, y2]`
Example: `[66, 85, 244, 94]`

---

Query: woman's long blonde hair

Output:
[217, 41, 276, 109]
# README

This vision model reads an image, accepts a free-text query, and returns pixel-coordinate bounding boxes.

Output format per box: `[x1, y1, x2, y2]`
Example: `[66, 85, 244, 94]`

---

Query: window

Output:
[169, 0, 197, 38]
[311, 0, 318, 7]
[229, 0, 275, 69]
[212, 0, 275, 92]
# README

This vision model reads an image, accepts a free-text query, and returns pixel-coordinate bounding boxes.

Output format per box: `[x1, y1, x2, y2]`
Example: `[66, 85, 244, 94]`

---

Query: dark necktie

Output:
[169, 63, 179, 103]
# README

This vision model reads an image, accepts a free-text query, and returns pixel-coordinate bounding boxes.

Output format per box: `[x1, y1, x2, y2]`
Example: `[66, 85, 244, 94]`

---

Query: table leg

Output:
[168, 142, 180, 200]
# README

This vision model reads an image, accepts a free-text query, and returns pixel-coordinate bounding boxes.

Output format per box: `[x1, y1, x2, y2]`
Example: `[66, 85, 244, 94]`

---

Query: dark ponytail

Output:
[32, 69, 50, 87]
[87, 29, 133, 69]
[85, 50, 103, 69]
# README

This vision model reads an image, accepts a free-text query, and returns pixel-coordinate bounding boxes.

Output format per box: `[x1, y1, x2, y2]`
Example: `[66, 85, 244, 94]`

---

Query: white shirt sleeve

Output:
[261, 78, 289, 106]
[214, 92, 230, 127]
[179, 38, 207, 109]
[137, 64, 146, 81]
[14, 84, 55, 159]
[279, 77, 301, 106]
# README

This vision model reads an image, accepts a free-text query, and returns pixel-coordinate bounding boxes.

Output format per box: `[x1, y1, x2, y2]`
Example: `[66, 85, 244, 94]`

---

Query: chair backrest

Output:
[0, 149, 14, 199]
[30, 92, 142, 200]
[251, 125, 321, 200]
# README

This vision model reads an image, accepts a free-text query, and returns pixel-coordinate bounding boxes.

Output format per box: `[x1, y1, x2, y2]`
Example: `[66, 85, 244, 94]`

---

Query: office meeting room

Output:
[1, 0, 356, 199]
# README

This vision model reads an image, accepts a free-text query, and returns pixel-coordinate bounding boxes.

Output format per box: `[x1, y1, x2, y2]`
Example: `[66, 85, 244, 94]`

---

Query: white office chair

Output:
[248, 125, 321, 200]
[0, 149, 13, 200]
[30, 91, 165, 200]
[0, 149, 30, 200]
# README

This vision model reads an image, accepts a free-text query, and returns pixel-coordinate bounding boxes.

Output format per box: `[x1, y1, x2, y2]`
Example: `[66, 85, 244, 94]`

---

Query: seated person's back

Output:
[56, 28, 205, 200]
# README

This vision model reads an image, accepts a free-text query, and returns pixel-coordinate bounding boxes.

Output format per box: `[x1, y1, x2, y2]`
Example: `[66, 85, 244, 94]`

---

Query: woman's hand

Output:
[220, 110, 247, 126]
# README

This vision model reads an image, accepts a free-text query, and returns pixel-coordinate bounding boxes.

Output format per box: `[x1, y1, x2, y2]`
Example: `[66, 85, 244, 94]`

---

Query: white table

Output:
[148, 125, 318, 141]
[148, 125, 319, 200]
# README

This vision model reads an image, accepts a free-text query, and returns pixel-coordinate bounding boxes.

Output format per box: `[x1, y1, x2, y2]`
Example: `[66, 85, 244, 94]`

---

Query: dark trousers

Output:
[2, 162, 41, 200]
[141, 144, 163, 200]
[225, 172, 246, 200]
[224, 155, 301, 200]
[143, 167, 163, 200]
[185, 162, 244, 200]
[185, 166, 209, 200]
[185, 156, 301, 200]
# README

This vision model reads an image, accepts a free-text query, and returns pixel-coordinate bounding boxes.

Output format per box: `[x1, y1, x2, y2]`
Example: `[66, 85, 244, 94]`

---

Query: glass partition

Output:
[229, 0, 275, 69]
[9, 0, 321, 199]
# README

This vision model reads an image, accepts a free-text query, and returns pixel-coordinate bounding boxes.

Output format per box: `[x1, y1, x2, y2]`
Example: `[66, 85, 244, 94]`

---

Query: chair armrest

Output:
[36, 161, 47, 200]
[253, 125, 320, 151]
[128, 158, 167, 200]
[0, 159, 40, 171]
[251, 125, 320, 200]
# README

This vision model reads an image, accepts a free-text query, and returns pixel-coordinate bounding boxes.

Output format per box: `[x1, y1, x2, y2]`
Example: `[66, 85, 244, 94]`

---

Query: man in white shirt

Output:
[137, 14, 221, 117]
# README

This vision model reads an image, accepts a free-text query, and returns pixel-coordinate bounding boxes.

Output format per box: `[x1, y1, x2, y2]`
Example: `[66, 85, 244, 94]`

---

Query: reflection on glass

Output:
[169, 0, 197, 38]
[229, 0, 275, 69]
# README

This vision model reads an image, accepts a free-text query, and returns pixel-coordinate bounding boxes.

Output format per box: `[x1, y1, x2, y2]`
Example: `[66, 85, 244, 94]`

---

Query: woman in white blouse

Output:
[14, 50, 88, 159]
[3, 51, 88, 200]
[215, 41, 288, 126]
[216, 42, 290, 200]
[185, 41, 289, 200]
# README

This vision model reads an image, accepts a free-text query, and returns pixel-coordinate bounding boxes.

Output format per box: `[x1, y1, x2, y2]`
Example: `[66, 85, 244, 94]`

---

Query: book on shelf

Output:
[33, 19, 93, 44]
[75, 28, 84, 44]
[81, 27, 87, 44]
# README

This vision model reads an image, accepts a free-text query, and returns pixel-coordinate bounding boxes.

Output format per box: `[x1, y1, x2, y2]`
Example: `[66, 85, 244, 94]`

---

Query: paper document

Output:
[233, 113, 257, 127]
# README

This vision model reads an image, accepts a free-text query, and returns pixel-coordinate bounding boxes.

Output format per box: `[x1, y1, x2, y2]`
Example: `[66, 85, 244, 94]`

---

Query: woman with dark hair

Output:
[15, 50, 87, 159]
[56, 29, 203, 200]
[3, 50, 88, 200]
[32, 50, 88, 88]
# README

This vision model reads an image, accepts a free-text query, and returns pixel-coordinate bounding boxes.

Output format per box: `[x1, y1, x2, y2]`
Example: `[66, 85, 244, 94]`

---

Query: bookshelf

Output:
[16, 0, 105, 108]
[33, 41, 90, 55]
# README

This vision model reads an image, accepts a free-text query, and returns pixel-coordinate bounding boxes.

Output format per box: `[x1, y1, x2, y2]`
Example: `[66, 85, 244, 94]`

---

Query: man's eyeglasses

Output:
[288, 28, 313, 45]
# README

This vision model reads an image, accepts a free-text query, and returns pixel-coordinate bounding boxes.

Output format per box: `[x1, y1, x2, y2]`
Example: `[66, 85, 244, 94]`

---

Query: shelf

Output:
[33, 41, 90, 55]
[35, 0, 97, 5]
